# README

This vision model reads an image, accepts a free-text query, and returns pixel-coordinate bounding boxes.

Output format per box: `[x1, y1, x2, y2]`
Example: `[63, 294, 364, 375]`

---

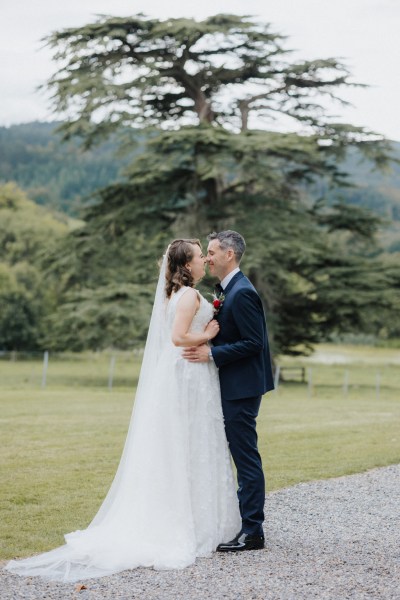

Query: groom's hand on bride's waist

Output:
[182, 344, 210, 363]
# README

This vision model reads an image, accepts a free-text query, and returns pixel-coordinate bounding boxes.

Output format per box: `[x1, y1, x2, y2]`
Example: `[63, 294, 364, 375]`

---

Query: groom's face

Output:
[207, 239, 232, 280]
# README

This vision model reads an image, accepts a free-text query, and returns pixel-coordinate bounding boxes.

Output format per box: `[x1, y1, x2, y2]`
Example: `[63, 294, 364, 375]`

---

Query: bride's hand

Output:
[205, 319, 220, 340]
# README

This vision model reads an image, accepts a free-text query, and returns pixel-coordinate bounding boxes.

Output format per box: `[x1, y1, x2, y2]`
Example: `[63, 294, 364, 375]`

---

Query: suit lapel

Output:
[223, 271, 244, 295]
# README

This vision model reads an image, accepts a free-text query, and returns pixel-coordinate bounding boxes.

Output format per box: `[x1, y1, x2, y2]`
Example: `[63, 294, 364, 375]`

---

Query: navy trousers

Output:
[221, 395, 265, 536]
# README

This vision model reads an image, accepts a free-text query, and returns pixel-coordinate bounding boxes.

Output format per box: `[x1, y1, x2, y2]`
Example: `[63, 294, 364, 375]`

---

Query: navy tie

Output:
[214, 283, 224, 294]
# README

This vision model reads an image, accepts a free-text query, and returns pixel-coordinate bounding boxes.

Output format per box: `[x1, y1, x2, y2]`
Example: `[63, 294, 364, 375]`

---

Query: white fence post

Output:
[108, 355, 116, 390]
[274, 365, 281, 392]
[41, 351, 49, 388]
[307, 368, 313, 398]
[376, 372, 381, 400]
[343, 370, 349, 397]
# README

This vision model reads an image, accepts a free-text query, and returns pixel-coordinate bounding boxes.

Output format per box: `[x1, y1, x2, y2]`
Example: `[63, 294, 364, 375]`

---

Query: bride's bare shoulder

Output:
[173, 287, 200, 309]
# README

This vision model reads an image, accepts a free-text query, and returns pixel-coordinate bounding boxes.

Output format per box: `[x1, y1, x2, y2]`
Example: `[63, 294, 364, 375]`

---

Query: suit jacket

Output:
[211, 271, 274, 401]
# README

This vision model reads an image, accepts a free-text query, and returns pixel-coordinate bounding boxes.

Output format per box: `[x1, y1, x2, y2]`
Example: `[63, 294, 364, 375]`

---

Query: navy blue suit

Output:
[211, 271, 274, 536]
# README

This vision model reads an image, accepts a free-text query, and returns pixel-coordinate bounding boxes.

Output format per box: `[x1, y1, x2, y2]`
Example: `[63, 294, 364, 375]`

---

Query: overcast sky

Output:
[1, 0, 399, 140]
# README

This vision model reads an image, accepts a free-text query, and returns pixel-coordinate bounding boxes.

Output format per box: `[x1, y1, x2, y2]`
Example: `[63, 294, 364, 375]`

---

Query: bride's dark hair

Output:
[165, 238, 201, 298]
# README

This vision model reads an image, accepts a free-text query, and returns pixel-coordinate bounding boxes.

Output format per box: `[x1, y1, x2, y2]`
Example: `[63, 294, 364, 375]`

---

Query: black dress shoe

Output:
[216, 532, 265, 552]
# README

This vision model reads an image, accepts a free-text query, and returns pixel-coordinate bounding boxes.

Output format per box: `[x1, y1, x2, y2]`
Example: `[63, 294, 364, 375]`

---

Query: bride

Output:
[6, 239, 241, 582]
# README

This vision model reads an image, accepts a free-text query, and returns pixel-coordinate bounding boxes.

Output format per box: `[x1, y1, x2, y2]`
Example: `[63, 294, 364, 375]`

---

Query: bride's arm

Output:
[171, 288, 219, 347]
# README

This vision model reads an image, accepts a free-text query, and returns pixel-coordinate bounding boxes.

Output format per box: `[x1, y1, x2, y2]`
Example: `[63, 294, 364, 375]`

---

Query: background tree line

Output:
[2, 122, 400, 252]
[0, 122, 131, 215]
[0, 14, 399, 353]
[0, 182, 74, 350]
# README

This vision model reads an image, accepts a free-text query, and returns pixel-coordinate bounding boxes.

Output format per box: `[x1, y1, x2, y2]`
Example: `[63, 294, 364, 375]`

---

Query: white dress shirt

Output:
[220, 267, 240, 290]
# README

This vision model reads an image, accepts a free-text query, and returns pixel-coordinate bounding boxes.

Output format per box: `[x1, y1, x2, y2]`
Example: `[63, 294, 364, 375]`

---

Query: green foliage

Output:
[0, 181, 69, 261]
[41, 124, 399, 354]
[9, 13, 399, 353]
[2, 123, 400, 238]
[0, 263, 44, 350]
[45, 284, 154, 351]
[0, 183, 72, 350]
[35, 15, 400, 353]
[41, 190, 171, 350]
[44, 14, 382, 142]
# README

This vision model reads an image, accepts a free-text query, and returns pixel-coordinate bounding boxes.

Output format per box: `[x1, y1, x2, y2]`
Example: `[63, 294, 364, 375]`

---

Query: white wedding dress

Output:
[6, 284, 241, 582]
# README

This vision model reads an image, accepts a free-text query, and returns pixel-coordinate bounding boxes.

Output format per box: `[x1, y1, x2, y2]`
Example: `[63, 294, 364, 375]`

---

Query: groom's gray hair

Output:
[207, 230, 246, 263]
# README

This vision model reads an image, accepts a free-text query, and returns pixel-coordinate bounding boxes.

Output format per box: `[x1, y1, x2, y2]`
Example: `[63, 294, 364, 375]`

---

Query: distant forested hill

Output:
[0, 122, 132, 216]
[310, 143, 400, 253]
[1, 122, 399, 250]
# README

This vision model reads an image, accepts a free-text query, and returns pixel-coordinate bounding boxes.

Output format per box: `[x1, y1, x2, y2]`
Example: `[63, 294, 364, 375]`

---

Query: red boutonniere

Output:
[211, 291, 225, 315]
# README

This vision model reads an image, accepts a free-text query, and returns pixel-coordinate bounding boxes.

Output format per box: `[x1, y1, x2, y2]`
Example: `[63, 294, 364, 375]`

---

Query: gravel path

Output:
[2, 465, 399, 600]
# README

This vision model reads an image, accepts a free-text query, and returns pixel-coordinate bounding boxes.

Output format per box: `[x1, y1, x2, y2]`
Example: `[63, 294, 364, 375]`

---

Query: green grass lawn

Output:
[1, 345, 399, 560]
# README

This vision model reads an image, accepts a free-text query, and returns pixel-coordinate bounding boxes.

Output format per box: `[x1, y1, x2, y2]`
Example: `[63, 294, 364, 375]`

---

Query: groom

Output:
[183, 230, 274, 551]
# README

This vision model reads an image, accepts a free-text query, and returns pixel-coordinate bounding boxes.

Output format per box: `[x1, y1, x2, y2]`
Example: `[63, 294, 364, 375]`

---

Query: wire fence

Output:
[0, 349, 399, 399]
[0, 350, 143, 391]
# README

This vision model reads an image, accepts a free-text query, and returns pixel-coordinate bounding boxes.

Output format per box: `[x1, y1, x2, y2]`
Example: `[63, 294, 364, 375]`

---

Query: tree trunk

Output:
[239, 101, 249, 132]
[194, 91, 214, 124]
